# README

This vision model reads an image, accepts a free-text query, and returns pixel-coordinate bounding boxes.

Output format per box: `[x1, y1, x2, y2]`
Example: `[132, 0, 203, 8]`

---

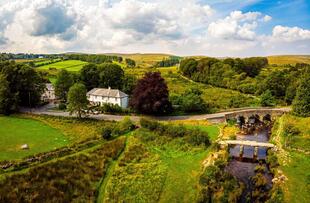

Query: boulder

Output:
[21, 144, 29, 150]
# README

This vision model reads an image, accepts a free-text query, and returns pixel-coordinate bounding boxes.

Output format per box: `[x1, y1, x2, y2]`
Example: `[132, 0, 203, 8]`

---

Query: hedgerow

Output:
[140, 118, 210, 147]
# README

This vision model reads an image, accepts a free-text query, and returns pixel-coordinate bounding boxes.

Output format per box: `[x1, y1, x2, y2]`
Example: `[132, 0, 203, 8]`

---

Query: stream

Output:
[225, 127, 273, 202]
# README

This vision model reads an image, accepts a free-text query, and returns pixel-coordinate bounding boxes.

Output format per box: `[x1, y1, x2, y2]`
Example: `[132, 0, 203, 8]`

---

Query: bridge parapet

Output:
[224, 108, 289, 120]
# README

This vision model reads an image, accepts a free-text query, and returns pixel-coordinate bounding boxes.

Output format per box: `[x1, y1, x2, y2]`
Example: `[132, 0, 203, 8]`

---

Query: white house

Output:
[87, 88, 129, 108]
[41, 83, 56, 102]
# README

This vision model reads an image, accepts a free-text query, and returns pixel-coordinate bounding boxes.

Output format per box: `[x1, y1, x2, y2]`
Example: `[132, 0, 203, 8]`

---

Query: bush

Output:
[58, 103, 66, 110]
[118, 117, 135, 133]
[102, 126, 113, 140]
[140, 118, 160, 131]
[186, 129, 210, 146]
[266, 150, 279, 169]
[100, 103, 124, 114]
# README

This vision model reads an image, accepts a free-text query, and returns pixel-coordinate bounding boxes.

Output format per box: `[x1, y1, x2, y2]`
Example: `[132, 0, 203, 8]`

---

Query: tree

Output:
[67, 83, 88, 118]
[0, 61, 44, 110]
[99, 63, 124, 89]
[0, 73, 12, 115]
[260, 71, 288, 98]
[130, 72, 172, 114]
[125, 58, 136, 67]
[293, 70, 310, 117]
[179, 58, 198, 77]
[55, 69, 73, 102]
[80, 63, 99, 90]
[122, 74, 137, 94]
[179, 88, 208, 113]
[260, 90, 276, 107]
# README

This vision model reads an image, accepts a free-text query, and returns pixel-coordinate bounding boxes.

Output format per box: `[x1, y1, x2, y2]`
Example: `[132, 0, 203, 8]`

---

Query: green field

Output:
[0, 116, 69, 161]
[37, 60, 88, 72]
[267, 55, 310, 65]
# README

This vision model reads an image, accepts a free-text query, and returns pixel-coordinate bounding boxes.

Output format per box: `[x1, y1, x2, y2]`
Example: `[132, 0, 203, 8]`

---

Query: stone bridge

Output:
[224, 107, 290, 121]
[219, 140, 275, 158]
[219, 140, 275, 148]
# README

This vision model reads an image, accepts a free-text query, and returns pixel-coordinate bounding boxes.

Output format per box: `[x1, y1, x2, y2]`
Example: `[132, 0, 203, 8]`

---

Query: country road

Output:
[21, 105, 291, 123]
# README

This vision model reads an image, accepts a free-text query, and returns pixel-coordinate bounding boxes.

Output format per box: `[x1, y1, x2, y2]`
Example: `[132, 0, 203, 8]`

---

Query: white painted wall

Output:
[88, 95, 128, 108]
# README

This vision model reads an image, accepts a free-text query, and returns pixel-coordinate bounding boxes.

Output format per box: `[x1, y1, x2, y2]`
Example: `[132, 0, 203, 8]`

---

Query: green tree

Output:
[0, 61, 44, 109]
[179, 58, 198, 77]
[0, 73, 12, 115]
[260, 71, 288, 98]
[55, 69, 73, 102]
[293, 71, 310, 117]
[125, 58, 136, 67]
[179, 88, 208, 113]
[80, 63, 99, 90]
[67, 83, 88, 118]
[122, 74, 137, 94]
[99, 63, 124, 89]
[260, 90, 276, 107]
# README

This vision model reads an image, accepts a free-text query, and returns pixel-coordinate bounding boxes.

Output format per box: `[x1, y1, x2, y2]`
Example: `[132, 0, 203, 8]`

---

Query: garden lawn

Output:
[36, 60, 88, 72]
[0, 116, 69, 161]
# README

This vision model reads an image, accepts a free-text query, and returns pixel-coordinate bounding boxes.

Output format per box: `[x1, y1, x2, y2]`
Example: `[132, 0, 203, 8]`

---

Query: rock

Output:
[21, 144, 29, 150]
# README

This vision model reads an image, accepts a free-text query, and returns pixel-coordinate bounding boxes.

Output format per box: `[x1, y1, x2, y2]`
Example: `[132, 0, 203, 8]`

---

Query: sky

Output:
[0, 0, 309, 56]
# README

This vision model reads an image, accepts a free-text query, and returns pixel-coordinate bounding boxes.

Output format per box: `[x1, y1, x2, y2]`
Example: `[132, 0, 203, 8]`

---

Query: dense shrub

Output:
[58, 103, 66, 110]
[186, 129, 210, 146]
[99, 103, 124, 114]
[198, 158, 243, 202]
[102, 125, 113, 140]
[102, 117, 135, 139]
[140, 118, 210, 147]
[140, 118, 160, 130]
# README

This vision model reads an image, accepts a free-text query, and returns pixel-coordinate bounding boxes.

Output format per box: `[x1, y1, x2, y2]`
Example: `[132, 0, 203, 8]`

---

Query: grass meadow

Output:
[0, 116, 69, 161]
[267, 55, 310, 65]
[102, 121, 219, 202]
[37, 60, 88, 72]
[0, 114, 117, 161]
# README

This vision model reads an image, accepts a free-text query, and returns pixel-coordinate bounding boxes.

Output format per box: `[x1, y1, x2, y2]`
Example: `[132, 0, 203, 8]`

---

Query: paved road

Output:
[21, 105, 291, 123]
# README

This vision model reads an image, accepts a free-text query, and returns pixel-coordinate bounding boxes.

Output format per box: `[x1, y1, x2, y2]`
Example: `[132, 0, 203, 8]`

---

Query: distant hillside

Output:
[104, 53, 174, 67]
[267, 55, 310, 65]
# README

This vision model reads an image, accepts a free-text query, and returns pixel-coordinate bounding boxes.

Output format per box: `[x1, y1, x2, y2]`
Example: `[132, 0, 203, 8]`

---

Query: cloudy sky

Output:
[0, 0, 309, 56]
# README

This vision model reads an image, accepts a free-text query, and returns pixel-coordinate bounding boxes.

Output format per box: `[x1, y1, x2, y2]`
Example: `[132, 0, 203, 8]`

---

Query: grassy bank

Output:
[272, 114, 310, 203]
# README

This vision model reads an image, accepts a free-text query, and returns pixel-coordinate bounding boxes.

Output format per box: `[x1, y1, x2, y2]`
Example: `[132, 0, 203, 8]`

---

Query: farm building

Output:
[41, 83, 56, 102]
[87, 87, 128, 108]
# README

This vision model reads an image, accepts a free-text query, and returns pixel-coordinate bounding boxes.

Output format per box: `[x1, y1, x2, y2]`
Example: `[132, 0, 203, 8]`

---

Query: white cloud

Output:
[0, 0, 309, 56]
[272, 25, 310, 42]
[207, 11, 268, 41]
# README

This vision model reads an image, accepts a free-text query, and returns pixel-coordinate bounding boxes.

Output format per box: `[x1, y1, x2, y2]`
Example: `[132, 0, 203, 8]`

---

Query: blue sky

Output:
[0, 0, 309, 56]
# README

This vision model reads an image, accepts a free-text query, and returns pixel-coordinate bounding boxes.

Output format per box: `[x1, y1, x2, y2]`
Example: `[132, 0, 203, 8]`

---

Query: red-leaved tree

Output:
[130, 72, 172, 115]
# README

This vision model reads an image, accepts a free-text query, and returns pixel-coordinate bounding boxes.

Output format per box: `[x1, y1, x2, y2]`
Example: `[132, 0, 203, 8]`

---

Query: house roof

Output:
[87, 88, 128, 98]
